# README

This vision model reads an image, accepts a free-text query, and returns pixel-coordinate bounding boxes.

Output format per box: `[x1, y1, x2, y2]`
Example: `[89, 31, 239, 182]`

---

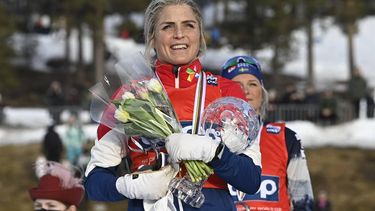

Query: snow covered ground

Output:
[1, 107, 374, 149]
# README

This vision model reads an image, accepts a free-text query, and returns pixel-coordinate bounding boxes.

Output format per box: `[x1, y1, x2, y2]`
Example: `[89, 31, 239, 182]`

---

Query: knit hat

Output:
[29, 161, 84, 207]
[221, 55, 264, 85]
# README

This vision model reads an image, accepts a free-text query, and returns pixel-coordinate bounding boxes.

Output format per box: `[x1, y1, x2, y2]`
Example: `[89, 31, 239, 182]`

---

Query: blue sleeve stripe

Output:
[85, 167, 126, 201]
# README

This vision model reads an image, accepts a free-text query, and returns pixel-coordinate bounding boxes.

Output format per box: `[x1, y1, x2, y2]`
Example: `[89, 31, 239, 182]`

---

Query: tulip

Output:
[147, 78, 163, 93]
[121, 92, 135, 100]
[114, 106, 130, 123]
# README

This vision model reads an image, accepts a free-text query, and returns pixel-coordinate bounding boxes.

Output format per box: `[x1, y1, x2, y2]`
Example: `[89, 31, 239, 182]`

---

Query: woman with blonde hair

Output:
[84, 1, 262, 210]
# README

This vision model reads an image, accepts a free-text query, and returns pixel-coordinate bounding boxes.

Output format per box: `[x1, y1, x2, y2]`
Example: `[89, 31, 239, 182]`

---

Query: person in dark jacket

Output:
[42, 124, 64, 163]
[347, 68, 367, 118]
[46, 81, 66, 124]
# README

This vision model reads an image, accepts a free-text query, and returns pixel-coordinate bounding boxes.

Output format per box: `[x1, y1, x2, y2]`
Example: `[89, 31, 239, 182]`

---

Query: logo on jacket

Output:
[180, 121, 221, 143]
[207, 75, 218, 86]
[266, 124, 281, 134]
[229, 175, 280, 202]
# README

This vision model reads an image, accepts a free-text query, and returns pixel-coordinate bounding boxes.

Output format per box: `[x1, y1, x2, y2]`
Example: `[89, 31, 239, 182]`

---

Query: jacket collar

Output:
[155, 59, 202, 88]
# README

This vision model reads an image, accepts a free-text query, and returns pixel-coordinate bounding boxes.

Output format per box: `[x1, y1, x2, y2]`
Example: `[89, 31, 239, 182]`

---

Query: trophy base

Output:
[169, 177, 205, 208]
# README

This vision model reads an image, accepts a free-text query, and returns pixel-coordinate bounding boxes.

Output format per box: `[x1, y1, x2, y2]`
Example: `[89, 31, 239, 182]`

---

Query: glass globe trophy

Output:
[201, 96, 260, 146]
[169, 97, 260, 208]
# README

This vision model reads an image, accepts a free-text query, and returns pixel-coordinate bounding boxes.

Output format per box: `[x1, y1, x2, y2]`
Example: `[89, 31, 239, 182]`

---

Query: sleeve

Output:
[85, 127, 127, 176]
[84, 124, 128, 201]
[285, 127, 314, 211]
[85, 166, 126, 201]
[209, 146, 261, 194]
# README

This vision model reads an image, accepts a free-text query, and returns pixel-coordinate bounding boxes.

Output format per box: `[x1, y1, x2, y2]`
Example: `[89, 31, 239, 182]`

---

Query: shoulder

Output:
[285, 126, 298, 141]
[284, 126, 304, 160]
[263, 122, 303, 159]
[206, 73, 246, 101]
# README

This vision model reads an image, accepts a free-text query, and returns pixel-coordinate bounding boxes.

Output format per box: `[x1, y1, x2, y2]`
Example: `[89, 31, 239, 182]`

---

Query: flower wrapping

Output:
[89, 54, 180, 138]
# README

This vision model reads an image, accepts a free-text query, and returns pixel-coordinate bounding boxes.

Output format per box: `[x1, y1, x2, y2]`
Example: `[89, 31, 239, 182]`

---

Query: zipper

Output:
[173, 66, 180, 88]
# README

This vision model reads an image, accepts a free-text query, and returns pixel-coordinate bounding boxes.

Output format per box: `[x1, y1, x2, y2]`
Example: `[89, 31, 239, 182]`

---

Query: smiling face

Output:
[232, 74, 263, 114]
[152, 4, 201, 65]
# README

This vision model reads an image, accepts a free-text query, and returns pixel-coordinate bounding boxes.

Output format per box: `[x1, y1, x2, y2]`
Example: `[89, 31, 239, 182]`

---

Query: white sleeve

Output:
[242, 135, 262, 167]
[287, 147, 314, 204]
[85, 129, 128, 177]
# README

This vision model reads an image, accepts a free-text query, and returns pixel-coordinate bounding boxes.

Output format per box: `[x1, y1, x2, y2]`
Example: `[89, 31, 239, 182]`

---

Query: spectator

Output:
[42, 124, 64, 163]
[303, 85, 319, 121]
[29, 161, 84, 211]
[280, 83, 303, 104]
[347, 67, 367, 118]
[221, 55, 314, 211]
[46, 81, 66, 124]
[314, 190, 332, 211]
[366, 88, 374, 118]
[62, 113, 87, 166]
[0, 92, 4, 124]
[318, 90, 337, 126]
[304, 85, 319, 105]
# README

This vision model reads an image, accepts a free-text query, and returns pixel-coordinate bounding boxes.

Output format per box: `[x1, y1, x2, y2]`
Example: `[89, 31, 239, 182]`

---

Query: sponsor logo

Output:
[207, 75, 218, 86]
[227, 66, 236, 73]
[266, 124, 281, 134]
[180, 121, 221, 143]
[229, 175, 280, 202]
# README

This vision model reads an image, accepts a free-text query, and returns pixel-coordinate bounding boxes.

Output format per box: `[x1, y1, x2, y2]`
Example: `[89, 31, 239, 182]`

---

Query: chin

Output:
[169, 57, 195, 65]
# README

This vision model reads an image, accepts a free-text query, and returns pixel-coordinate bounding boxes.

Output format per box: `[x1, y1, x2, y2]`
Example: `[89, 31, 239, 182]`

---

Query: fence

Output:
[267, 103, 355, 124]
[0, 103, 358, 127]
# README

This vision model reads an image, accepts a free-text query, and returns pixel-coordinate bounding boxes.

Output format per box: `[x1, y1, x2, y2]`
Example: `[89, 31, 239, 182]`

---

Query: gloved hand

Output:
[116, 165, 177, 200]
[165, 133, 219, 163]
[221, 121, 249, 154]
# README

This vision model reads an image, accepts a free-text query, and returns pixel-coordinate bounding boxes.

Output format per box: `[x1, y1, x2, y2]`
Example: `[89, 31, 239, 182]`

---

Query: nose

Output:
[243, 86, 250, 94]
[173, 26, 184, 39]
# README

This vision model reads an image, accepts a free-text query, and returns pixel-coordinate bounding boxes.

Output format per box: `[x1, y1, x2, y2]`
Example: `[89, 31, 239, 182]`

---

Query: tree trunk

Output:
[271, 45, 281, 89]
[64, 17, 73, 86]
[306, 18, 314, 87]
[77, 23, 84, 82]
[347, 21, 356, 79]
[94, 5, 105, 83]
[65, 18, 71, 69]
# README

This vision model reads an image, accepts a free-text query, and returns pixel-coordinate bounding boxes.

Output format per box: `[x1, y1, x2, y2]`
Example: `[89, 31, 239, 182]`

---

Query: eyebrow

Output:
[159, 20, 197, 25]
[247, 79, 259, 83]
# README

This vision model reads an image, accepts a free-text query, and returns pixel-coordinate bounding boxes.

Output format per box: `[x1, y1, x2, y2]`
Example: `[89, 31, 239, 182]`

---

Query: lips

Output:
[171, 44, 188, 50]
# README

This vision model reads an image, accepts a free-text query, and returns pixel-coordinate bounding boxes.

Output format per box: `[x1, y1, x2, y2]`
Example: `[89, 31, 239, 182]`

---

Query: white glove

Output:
[165, 133, 219, 163]
[221, 122, 249, 154]
[116, 165, 177, 200]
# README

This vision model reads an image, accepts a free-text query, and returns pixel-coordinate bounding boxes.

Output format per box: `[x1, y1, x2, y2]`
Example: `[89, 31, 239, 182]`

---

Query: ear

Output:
[66, 205, 77, 211]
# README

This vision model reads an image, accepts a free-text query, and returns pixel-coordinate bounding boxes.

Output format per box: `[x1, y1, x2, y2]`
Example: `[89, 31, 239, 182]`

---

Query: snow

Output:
[1, 107, 374, 148]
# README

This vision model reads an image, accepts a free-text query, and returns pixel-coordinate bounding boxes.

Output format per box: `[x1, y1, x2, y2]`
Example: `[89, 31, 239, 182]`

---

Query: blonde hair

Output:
[143, 0, 206, 65]
[260, 86, 269, 121]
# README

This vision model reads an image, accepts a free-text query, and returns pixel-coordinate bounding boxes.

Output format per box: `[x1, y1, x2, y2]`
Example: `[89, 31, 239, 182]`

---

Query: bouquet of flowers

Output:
[89, 54, 214, 206]
[89, 54, 180, 138]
